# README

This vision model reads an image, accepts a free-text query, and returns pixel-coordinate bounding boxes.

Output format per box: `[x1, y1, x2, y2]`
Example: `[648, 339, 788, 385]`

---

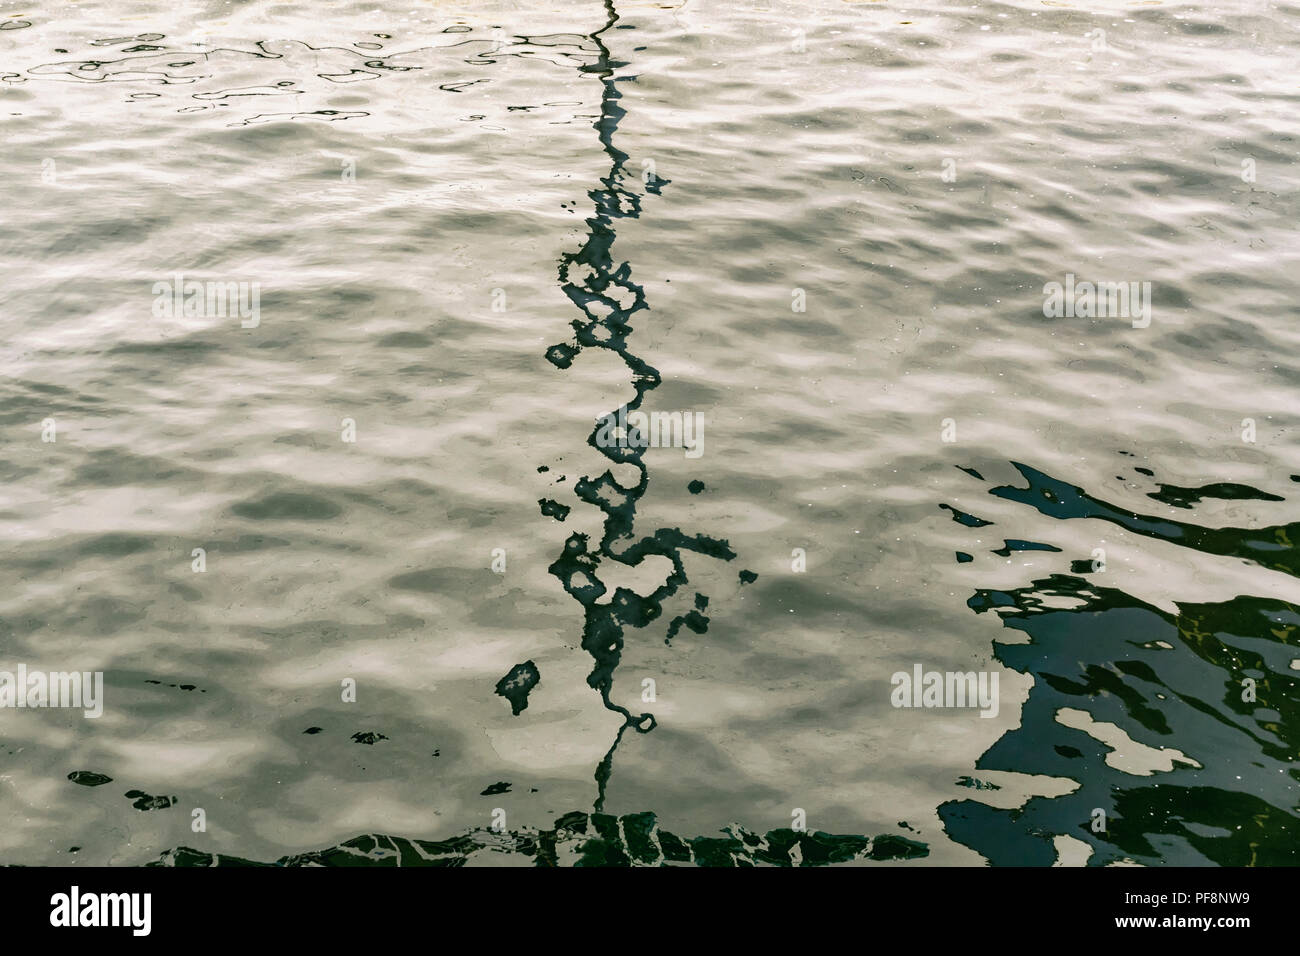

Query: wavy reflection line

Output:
[542, 1, 738, 811]
[989, 461, 1300, 578]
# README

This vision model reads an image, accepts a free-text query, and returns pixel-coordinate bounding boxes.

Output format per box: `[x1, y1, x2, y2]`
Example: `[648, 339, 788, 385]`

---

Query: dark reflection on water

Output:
[941, 464, 1300, 866]
[11, 0, 1299, 872]
[154, 810, 927, 867]
[539, 0, 744, 809]
[984, 462, 1300, 578]
[139, 2, 868, 866]
[24, 30, 604, 125]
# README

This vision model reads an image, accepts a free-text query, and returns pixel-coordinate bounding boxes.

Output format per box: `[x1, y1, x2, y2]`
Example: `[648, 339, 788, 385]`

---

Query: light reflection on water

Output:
[1, 0, 1298, 865]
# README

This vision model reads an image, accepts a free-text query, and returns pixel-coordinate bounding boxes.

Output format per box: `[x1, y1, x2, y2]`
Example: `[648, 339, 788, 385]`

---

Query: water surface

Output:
[2, 0, 1299, 865]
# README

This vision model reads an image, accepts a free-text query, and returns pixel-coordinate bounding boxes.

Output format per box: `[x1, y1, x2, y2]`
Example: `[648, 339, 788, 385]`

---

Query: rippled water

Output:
[2, 0, 1299, 865]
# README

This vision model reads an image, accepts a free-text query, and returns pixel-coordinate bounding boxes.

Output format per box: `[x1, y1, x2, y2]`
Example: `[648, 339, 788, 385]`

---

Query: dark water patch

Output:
[168, 580, 203, 602]
[151, 810, 927, 867]
[144, 679, 205, 692]
[387, 566, 496, 593]
[942, 461, 1300, 864]
[377, 331, 432, 348]
[1175, 20, 1229, 35]
[984, 462, 1300, 578]
[939, 503, 993, 528]
[946, 570, 1300, 865]
[480, 781, 511, 796]
[538, 498, 570, 521]
[67, 771, 113, 787]
[73, 595, 147, 635]
[991, 539, 1062, 557]
[230, 490, 342, 521]
[125, 790, 176, 811]
[272, 433, 329, 450]
[73, 449, 200, 487]
[228, 109, 368, 129]
[495, 661, 541, 716]
[82, 533, 153, 556]
[0, 461, 41, 484]
[665, 608, 709, 645]
[107, 337, 223, 359]
[203, 534, 293, 554]
[1147, 481, 1284, 510]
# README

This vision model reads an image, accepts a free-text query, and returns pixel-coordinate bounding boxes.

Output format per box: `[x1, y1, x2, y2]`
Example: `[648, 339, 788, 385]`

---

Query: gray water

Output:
[2, 0, 1299, 866]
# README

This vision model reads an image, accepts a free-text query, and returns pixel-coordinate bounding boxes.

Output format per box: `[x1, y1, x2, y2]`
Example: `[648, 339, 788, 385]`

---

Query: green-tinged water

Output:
[1, 0, 1298, 866]
[152, 811, 929, 867]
